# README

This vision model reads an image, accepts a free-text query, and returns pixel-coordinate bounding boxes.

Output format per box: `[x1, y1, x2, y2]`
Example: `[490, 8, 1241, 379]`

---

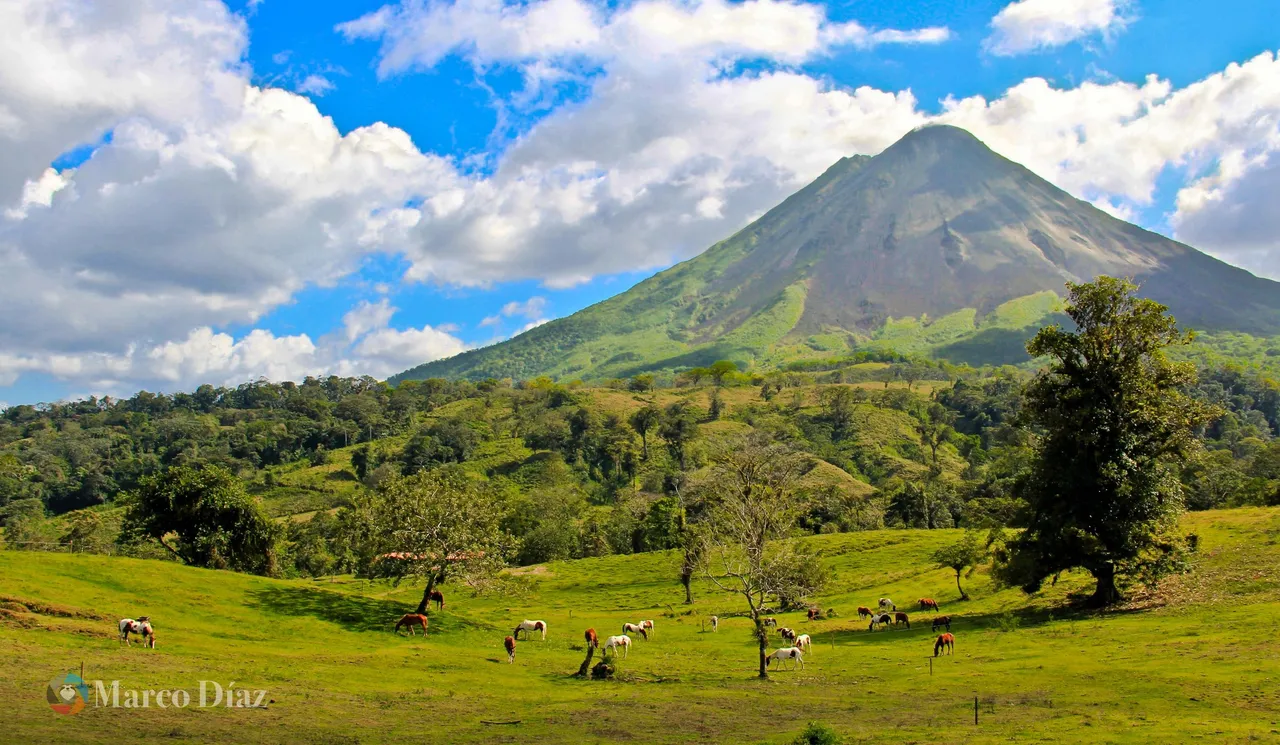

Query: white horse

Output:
[878, 598, 896, 612]
[622, 622, 648, 640]
[514, 620, 547, 640]
[118, 617, 155, 648]
[709, 616, 719, 632]
[766, 647, 804, 670]
[795, 634, 812, 652]
[868, 613, 893, 631]
[604, 634, 631, 658]
[641, 619, 654, 639]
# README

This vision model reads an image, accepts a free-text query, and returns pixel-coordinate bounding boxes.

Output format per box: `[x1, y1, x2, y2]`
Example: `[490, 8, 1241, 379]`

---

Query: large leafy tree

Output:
[996, 277, 1214, 606]
[120, 465, 282, 575]
[697, 437, 826, 678]
[356, 466, 509, 614]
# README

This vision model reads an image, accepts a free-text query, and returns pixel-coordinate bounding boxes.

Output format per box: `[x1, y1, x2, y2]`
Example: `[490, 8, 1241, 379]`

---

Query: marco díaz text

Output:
[89, 679, 268, 709]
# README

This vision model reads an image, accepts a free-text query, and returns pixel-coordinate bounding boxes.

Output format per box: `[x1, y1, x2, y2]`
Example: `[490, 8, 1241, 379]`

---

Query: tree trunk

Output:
[416, 573, 439, 615]
[576, 644, 596, 677]
[641, 433, 649, 460]
[955, 570, 969, 601]
[1087, 563, 1121, 607]
[755, 618, 769, 679]
[681, 570, 693, 604]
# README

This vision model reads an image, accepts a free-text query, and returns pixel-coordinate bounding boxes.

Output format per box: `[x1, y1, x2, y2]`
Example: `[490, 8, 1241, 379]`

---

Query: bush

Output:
[793, 722, 841, 745]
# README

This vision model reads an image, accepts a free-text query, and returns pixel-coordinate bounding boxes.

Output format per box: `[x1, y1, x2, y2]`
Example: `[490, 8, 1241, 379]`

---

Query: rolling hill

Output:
[395, 125, 1280, 383]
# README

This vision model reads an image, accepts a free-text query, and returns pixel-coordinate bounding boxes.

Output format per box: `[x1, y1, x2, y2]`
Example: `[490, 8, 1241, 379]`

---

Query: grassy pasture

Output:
[3, 508, 1279, 744]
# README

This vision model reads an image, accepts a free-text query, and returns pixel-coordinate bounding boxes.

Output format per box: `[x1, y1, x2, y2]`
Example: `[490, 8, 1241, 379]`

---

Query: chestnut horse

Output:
[584, 628, 599, 649]
[934, 633, 955, 657]
[429, 590, 445, 611]
[857, 606, 873, 621]
[931, 615, 952, 632]
[504, 635, 516, 663]
[894, 612, 910, 629]
[918, 598, 940, 611]
[395, 614, 429, 636]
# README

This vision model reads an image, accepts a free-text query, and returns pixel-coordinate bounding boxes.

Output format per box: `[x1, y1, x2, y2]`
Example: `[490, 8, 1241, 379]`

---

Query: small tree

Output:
[698, 437, 823, 678]
[709, 360, 739, 387]
[658, 401, 699, 470]
[708, 388, 725, 420]
[996, 277, 1215, 606]
[628, 374, 655, 392]
[932, 531, 988, 600]
[357, 466, 509, 614]
[120, 465, 282, 575]
[629, 405, 661, 461]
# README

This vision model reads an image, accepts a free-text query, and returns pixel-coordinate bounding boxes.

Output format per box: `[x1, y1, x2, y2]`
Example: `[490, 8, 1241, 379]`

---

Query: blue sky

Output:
[1, 0, 1278, 405]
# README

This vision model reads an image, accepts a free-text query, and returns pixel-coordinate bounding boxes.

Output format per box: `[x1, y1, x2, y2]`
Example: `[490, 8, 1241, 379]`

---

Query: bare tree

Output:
[697, 438, 825, 678]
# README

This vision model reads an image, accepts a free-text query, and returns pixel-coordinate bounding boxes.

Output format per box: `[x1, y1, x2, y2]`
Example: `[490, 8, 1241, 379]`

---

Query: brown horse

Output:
[504, 635, 517, 663]
[893, 612, 910, 629]
[918, 598, 940, 611]
[429, 590, 445, 611]
[857, 606, 873, 621]
[931, 615, 952, 632]
[395, 614, 429, 636]
[584, 628, 599, 649]
[806, 607, 820, 621]
[934, 633, 955, 657]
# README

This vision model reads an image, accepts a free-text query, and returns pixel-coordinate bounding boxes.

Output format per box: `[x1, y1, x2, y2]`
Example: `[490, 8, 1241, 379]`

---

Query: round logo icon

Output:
[47, 672, 88, 715]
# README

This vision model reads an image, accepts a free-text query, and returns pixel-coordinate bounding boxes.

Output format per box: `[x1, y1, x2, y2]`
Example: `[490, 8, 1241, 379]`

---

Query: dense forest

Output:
[2, 348, 1279, 579]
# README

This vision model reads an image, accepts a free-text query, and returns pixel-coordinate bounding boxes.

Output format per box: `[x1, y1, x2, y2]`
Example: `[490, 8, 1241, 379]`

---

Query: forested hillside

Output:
[4, 351, 1279, 578]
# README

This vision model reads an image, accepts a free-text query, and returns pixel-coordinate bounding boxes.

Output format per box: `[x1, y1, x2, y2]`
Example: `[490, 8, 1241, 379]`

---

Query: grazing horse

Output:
[857, 606, 873, 621]
[641, 620, 654, 639]
[761, 617, 778, 628]
[806, 607, 820, 621]
[868, 613, 892, 631]
[918, 598, 940, 611]
[934, 633, 955, 657]
[118, 617, 156, 648]
[931, 615, 952, 632]
[779, 628, 797, 645]
[795, 634, 812, 652]
[604, 635, 631, 658]
[623, 622, 649, 640]
[429, 590, 445, 611]
[395, 614, 429, 636]
[878, 598, 896, 612]
[514, 620, 548, 640]
[504, 635, 517, 663]
[894, 612, 910, 629]
[766, 647, 804, 671]
[584, 628, 599, 649]
[709, 616, 719, 632]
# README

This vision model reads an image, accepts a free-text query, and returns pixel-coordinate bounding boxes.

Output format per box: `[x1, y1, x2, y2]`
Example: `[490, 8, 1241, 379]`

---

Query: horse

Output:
[604, 635, 631, 658]
[623, 622, 648, 640]
[118, 617, 156, 648]
[795, 634, 812, 652]
[504, 635, 516, 663]
[779, 628, 797, 645]
[934, 633, 955, 657]
[514, 620, 548, 641]
[709, 616, 719, 632]
[878, 598, 896, 612]
[918, 598, 940, 611]
[641, 619, 654, 639]
[766, 647, 804, 671]
[857, 606, 873, 621]
[931, 615, 952, 632]
[395, 614, 429, 636]
[429, 590, 445, 611]
[894, 612, 910, 629]
[584, 628, 599, 649]
[806, 607, 820, 621]
[868, 613, 892, 631]
[761, 617, 778, 628]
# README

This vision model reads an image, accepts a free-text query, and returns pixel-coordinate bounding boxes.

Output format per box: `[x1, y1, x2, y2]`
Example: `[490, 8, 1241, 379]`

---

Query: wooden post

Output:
[929, 657, 933, 676]
[974, 695, 979, 725]
[80, 661, 84, 680]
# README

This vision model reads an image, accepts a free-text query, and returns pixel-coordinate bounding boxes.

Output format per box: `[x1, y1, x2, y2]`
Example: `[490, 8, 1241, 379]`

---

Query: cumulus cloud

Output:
[480, 296, 549, 327]
[984, 0, 1130, 56]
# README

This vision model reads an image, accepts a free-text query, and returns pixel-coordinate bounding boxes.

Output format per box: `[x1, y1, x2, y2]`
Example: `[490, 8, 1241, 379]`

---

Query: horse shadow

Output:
[823, 602, 1142, 647]
[246, 586, 408, 632]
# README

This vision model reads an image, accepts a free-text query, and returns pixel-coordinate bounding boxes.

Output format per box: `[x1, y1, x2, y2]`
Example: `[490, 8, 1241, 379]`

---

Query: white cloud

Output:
[985, 0, 1129, 56]
[296, 74, 336, 96]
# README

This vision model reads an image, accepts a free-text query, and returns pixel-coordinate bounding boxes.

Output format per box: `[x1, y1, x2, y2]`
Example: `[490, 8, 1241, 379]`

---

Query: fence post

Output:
[974, 695, 979, 725]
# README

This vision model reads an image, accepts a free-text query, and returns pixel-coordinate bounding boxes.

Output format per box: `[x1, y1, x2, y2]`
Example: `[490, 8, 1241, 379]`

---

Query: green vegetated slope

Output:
[395, 126, 1280, 384]
[3, 507, 1278, 744]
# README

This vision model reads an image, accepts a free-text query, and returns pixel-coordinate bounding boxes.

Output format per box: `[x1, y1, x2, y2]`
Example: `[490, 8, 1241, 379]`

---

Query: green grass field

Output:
[4, 508, 1279, 744]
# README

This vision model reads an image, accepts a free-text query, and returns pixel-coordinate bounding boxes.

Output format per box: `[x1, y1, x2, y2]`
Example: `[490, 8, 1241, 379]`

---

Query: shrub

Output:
[792, 722, 841, 745]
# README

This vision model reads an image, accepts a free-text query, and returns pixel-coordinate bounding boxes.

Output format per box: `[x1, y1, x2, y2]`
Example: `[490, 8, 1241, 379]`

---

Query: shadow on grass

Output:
[247, 586, 410, 632]
[821, 602, 1146, 647]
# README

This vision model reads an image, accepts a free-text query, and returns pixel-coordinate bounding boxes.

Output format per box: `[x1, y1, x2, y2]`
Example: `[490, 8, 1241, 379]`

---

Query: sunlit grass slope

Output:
[3, 507, 1279, 743]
